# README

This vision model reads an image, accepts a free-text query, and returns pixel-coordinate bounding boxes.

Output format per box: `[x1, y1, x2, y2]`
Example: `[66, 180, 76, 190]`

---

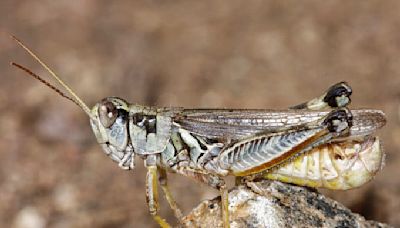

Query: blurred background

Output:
[1, 1, 399, 227]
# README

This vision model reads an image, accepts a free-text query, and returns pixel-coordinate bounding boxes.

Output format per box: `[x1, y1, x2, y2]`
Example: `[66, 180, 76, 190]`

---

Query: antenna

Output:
[10, 35, 93, 118]
[11, 62, 83, 108]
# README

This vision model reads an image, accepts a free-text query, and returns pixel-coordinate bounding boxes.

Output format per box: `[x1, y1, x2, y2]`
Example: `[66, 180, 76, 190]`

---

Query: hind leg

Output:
[290, 81, 352, 110]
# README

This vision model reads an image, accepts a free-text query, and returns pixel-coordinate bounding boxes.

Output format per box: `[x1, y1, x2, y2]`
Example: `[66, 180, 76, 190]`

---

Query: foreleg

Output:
[145, 156, 171, 228]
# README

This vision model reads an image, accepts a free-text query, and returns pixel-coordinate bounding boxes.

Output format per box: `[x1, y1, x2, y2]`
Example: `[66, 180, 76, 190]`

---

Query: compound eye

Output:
[98, 101, 118, 128]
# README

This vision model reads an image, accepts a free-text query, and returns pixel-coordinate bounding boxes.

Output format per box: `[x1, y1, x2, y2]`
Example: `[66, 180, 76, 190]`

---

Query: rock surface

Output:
[182, 181, 391, 228]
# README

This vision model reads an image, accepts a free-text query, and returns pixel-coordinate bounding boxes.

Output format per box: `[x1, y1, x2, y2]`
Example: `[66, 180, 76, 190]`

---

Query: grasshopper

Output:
[11, 36, 386, 228]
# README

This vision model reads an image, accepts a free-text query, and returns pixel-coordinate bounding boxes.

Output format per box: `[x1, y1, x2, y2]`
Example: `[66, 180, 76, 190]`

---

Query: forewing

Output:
[173, 109, 385, 141]
[173, 109, 326, 140]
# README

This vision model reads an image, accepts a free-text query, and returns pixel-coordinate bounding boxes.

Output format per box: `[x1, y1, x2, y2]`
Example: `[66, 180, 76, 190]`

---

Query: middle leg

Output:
[158, 168, 184, 221]
[175, 167, 230, 228]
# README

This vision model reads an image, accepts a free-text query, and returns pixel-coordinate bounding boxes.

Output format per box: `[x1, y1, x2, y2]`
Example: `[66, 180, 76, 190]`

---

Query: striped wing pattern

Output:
[219, 128, 326, 176]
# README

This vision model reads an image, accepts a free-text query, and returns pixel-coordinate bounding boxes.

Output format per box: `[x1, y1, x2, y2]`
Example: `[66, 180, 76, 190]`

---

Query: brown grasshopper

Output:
[11, 36, 386, 228]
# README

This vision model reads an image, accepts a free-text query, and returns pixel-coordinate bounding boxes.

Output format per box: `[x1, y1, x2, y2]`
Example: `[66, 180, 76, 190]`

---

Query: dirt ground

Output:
[1, 1, 399, 227]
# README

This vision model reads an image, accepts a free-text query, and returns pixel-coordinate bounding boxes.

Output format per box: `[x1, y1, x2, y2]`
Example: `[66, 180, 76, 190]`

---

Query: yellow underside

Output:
[262, 137, 383, 190]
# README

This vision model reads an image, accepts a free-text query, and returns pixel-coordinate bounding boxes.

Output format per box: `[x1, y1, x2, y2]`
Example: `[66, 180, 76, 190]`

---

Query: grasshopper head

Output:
[90, 97, 136, 170]
[11, 36, 137, 170]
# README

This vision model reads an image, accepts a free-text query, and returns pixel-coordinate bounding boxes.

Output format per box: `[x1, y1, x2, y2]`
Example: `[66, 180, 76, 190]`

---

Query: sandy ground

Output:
[0, 1, 399, 227]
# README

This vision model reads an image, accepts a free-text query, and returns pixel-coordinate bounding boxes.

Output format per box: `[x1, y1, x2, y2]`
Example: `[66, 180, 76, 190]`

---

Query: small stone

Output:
[14, 206, 46, 228]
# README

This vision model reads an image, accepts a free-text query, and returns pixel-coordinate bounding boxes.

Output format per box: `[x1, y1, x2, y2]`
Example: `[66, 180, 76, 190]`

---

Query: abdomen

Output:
[264, 137, 384, 190]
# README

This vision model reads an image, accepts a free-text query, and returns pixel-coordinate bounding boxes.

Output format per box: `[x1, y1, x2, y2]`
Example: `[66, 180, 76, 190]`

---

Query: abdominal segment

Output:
[264, 137, 384, 190]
